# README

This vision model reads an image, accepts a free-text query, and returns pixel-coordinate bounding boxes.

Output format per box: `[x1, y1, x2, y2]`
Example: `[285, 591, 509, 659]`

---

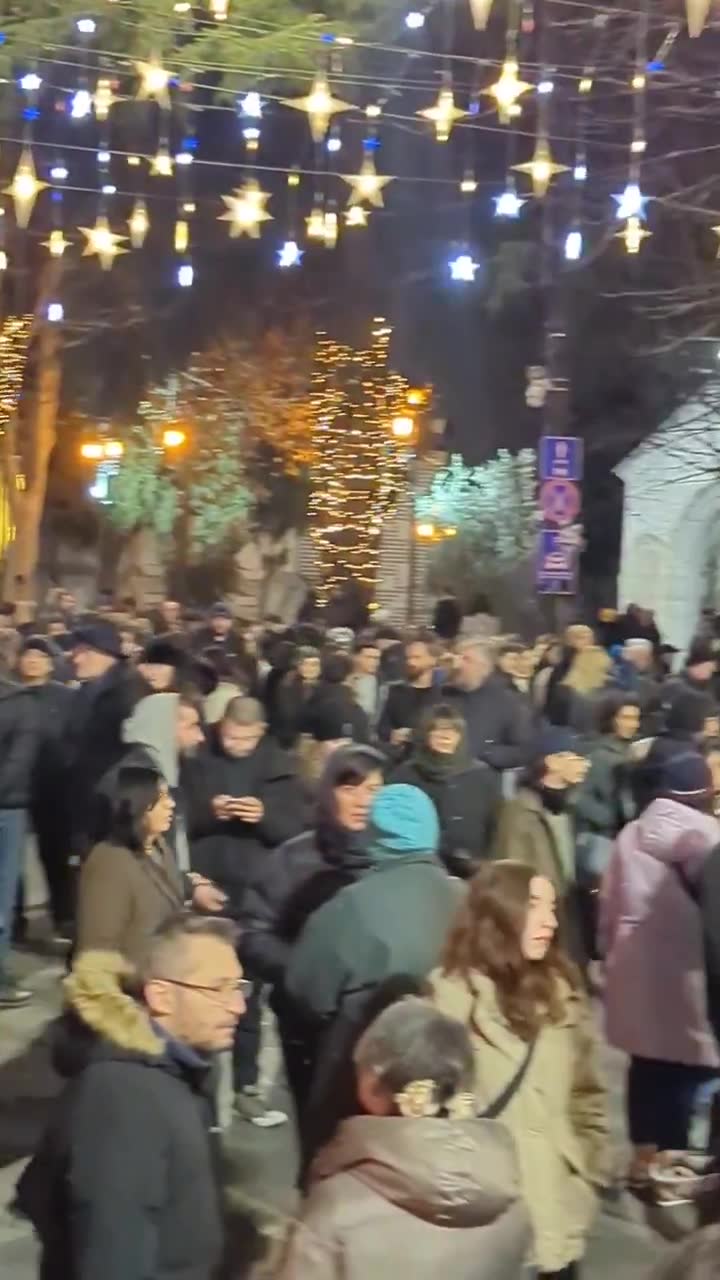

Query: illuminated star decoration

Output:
[42, 229, 72, 258]
[5, 150, 48, 229]
[94, 77, 114, 121]
[135, 59, 171, 109]
[686, 0, 711, 36]
[345, 205, 368, 228]
[277, 240, 303, 268]
[128, 199, 150, 248]
[219, 180, 272, 238]
[281, 75, 353, 143]
[613, 181, 648, 221]
[617, 217, 651, 254]
[468, 0, 494, 27]
[419, 86, 467, 142]
[485, 59, 532, 124]
[150, 146, 174, 177]
[79, 216, 129, 270]
[494, 187, 525, 218]
[513, 138, 569, 198]
[342, 155, 392, 208]
[449, 253, 479, 282]
[306, 205, 326, 239]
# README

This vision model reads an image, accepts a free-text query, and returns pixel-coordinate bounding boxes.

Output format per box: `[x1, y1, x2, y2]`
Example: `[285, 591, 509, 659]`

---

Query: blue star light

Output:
[277, 240, 303, 269]
[449, 253, 478, 282]
[613, 182, 647, 221]
[494, 188, 525, 218]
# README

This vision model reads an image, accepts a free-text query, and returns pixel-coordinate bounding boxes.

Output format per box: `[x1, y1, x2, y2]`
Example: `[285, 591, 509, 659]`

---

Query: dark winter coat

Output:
[390, 757, 500, 877]
[24, 681, 74, 789]
[299, 682, 371, 745]
[443, 674, 532, 771]
[0, 678, 39, 809]
[15, 959, 222, 1280]
[185, 729, 306, 913]
[377, 681, 441, 744]
[573, 735, 636, 839]
[75, 839, 186, 969]
[279, 1115, 531, 1280]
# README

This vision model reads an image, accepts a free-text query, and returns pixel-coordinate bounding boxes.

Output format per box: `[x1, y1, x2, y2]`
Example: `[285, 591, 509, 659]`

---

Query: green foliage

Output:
[186, 412, 250, 554]
[108, 429, 177, 538]
[417, 450, 537, 605]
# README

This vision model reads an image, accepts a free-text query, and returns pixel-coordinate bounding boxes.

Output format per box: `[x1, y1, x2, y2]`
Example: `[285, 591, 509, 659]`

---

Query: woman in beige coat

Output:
[431, 861, 609, 1278]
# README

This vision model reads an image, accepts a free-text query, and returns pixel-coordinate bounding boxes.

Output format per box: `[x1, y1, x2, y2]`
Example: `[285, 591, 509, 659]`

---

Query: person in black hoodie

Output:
[241, 744, 385, 1114]
[185, 695, 305, 1125]
[390, 702, 500, 877]
[15, 916, 246, 1280]
[633, 689, 717, 814]
[299, 650, 371, 746]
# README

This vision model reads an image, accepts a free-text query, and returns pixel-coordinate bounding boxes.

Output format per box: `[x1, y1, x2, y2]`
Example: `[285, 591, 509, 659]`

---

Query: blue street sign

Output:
[539, 436, 583, 482]
[536, 528, 578, 595]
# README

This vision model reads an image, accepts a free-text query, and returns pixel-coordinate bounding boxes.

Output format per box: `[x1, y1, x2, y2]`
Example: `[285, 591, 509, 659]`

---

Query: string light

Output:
[306, 205, 326, 239]
[219, 180, 272, 238]
[174, 219, 190, 254]
[345, 206, 368, 227]
[613, 181, 647, 220]
[537, 79, 554, 95]
[513, 138, 568, 198]
[50, 165, 69, 181]
[79, 215, 129, 269]
[243, 127, 260, 152]
[485, 59, 532, 124]
[97, 149, 111, 164]
[573, 162, 587, 182]
[617, 216, 651, 254]
[47, 302, 64, 323]
[343, 154, 392, 208]
[175, 150, 194, 166]
[418, 85, 466, 142]
[365, 104, 382, 118]
[94, 77, 114, 120]
[449, 253, 479, 282]
[177, 263, 194, 287]
[71, 88, 93, 119]
[19, 73, 42, 92]
[76, 18, 96, 34]
[135, 59, 171, 108]
[323, 210, 339, 249]
[277, 239, 303, 268]
[5, 150, 48, 228]
[128, 198, 149, 248]
[281, 75, 353, 143]
[42, 229, 71, 257]
[405, 11, 425, 28]
[150, 146, 174, 177]
[240, 92, 262, 118]
[494, 187, 525, 217]
[579, 76, 593, 93]
[564, 229, 583, 260]
[460, 170, 478, 194]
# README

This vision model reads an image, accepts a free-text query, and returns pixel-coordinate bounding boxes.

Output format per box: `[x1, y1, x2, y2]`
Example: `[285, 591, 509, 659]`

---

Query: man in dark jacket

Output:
[185, 694, 305, 1125]
[663, 637, 718, 712]
[300, 651, 371, 745]
[192, 602, 244, 659]
[443, 638, 532, 772]
[15, 915, 246, 1280]
[378, 631, 442, 753]
[65, 621, 148, 859]
[17, 636, 75, 936]
[0, 672, 37, 1005]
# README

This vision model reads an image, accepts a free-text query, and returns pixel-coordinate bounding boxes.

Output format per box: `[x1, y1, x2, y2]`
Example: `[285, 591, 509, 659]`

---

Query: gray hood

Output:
[123, 693, 179, 787]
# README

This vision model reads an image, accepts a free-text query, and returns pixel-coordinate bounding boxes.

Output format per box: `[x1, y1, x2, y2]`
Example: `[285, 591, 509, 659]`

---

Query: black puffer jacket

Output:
[390, 757, 500, 877]
[0, 678, 38, 808]
[15, 958, 222, 1280]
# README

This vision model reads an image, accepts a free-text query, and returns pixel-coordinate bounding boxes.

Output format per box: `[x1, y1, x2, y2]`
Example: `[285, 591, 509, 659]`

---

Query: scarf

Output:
[411, 739, 473, 785]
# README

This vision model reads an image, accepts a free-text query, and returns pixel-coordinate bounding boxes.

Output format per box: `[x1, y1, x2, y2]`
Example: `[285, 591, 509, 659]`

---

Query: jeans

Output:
[232, 977, 263, 1092]
[0, 809, 27, 972]
[628, 1056, 718, 1151]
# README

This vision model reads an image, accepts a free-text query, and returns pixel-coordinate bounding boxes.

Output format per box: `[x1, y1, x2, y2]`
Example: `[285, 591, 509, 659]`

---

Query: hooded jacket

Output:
[600, 797, 720, 1067]
[278, 1114, 531, 1280]
[119, 692, 190, 870]
[15, 952, 223, 1280]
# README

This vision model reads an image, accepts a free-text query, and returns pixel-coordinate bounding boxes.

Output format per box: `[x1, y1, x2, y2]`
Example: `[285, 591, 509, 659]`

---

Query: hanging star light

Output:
[277, 239, 303, 268]
[174, 219, 190, 254]
[136, 59, 171, 108]
[686, 0, 711, 36]
[345, 205, 369, 227]
[42, 229, 72, 258]
[494, 187, 525, 218]
[418, 86, 467, 141]
[150, 145, 174, 177]
[617, 216, 651, 254]
[128, 198, 150, 248]
[281, 75, 353, 143]
[513, 138, 568, 198]
[5, 150, 48, 228]
[342, 154, 392, 208]
[485, 58, 533, 124]
[307, 205, 326, 240]
[323, 211, 339, 248]
[219, 180, 272, 238]
[613, 181, 648, 221]
[79, 215, 129, 270]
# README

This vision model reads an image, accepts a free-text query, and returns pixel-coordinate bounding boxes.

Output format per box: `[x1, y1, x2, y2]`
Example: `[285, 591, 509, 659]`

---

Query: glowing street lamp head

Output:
[163, 428, 187, 449]
[391, 415, 415, 439]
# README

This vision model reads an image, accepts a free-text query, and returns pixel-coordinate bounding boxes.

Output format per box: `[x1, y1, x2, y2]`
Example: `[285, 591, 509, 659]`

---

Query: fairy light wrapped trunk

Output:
[308, 322, 411, 607]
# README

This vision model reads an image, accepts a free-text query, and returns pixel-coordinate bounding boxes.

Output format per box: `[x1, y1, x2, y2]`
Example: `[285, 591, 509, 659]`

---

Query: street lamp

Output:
[415, 520, 437, 541]
[80, 439, 124, 460]
[162, 427, 187, 450]
[391, 415, 415, 440]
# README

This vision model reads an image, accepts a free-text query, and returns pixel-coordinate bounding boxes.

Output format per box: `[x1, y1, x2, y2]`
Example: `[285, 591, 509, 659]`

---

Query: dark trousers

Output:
[33, 805, 73, 929]
[232, 976, 263, 1092]
[541, 1268, 578, 1280]
[628, 1056, 718, 1150]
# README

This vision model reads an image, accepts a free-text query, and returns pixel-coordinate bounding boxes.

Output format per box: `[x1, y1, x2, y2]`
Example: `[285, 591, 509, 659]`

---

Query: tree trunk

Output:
[5, 320, 61, 605]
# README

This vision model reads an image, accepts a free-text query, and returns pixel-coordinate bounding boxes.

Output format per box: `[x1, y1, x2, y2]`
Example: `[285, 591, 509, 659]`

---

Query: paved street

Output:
[0, 942, 683, 1279]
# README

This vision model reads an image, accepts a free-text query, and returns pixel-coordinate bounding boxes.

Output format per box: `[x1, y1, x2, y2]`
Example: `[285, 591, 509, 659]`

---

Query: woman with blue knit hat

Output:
[285, 783, 463, 1164]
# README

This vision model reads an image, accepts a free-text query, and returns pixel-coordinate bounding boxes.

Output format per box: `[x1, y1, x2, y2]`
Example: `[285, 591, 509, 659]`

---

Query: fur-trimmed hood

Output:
[53, 950, 164, 1077]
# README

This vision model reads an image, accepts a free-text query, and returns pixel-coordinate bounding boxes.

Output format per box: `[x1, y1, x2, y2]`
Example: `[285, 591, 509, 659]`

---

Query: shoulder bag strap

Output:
[479, 1036, 537, 1119]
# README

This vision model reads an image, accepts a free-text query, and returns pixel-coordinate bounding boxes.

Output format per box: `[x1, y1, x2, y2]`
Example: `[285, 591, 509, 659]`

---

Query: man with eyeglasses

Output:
[15, 914, 247, 1280]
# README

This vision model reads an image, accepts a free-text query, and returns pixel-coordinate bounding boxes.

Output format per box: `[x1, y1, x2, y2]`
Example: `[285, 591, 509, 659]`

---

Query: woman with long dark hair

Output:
[76, 765, 224, 967]
[431, 860, 608, 1279]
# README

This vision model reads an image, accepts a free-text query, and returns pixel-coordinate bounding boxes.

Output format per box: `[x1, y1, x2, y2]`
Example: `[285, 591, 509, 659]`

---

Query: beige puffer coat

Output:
[430, 969, 609, 1273]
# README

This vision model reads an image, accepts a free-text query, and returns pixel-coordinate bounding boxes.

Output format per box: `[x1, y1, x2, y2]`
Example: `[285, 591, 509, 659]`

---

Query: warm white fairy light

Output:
[79, 215, 129, 269]
[5, 150, 48, 228]
[219, 180, 272, 238]
[418, 86, 466, 141]
[282, 75, 353, 143]
[128, 198, 150, 248]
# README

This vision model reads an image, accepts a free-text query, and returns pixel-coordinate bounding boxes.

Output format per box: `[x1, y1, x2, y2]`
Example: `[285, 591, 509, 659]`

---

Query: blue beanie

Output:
[368, 784, 440, 860]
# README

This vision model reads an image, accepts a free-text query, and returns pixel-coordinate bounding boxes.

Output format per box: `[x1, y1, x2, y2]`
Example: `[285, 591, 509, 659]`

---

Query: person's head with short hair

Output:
[209, 602, 234, 640]
[138, 639, 187, 692]
[141, 913, 245, 1053]
[594, 689, 641, 741]
[354, 998, 474, 1117]
[527, 726, 588, 789]
[564, 623, 594, 653]
[108, 765, 175, 852]
[623, 637, 654, 673]
[353, 634, 381, 677]
[317, 744, 385, 842]
[59, 590, 77, 615]
[687, 637, 717, 684]
[404, 631, 439, 685]
[454, 639, 494, 692]
[441, 861, 579, 1041]
[416, 701, 467, 759]
[220, 696, 266, 758]
[177, 695, 205, 756]
[45, 614, 68, 638]
[321, 650, 353, 685]
[18, 636, 54, 686]
[295, 645, 321, 684]
[497, 642, 524, 679]
[160, 599, 182, 629]
[668, 690, 716, 741]
[72, 621, 123, 682]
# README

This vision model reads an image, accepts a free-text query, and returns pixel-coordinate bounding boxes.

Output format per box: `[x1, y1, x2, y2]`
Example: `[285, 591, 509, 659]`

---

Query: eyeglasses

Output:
[159, 977, 251, 1003]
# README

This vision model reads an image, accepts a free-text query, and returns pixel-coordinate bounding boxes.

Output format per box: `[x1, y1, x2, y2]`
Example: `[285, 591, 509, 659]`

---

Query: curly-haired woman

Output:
[430, 861, 609, 1279]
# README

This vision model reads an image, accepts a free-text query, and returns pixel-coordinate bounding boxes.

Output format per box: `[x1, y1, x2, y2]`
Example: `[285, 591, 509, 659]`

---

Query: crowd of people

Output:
[4, 588, 720, 1278]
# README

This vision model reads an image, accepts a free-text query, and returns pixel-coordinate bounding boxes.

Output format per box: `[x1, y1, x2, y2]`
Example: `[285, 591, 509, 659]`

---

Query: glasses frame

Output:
[158, 976, 251, 1003]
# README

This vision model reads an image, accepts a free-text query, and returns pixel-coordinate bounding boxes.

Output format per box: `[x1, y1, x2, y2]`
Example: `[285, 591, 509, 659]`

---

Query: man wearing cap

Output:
[65, 621, 149, 861]
[0, 654, 39, 1005]
[192, 603, 244, 660]
[17, 637, 75, 938]
[663, 637, 718, 713]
